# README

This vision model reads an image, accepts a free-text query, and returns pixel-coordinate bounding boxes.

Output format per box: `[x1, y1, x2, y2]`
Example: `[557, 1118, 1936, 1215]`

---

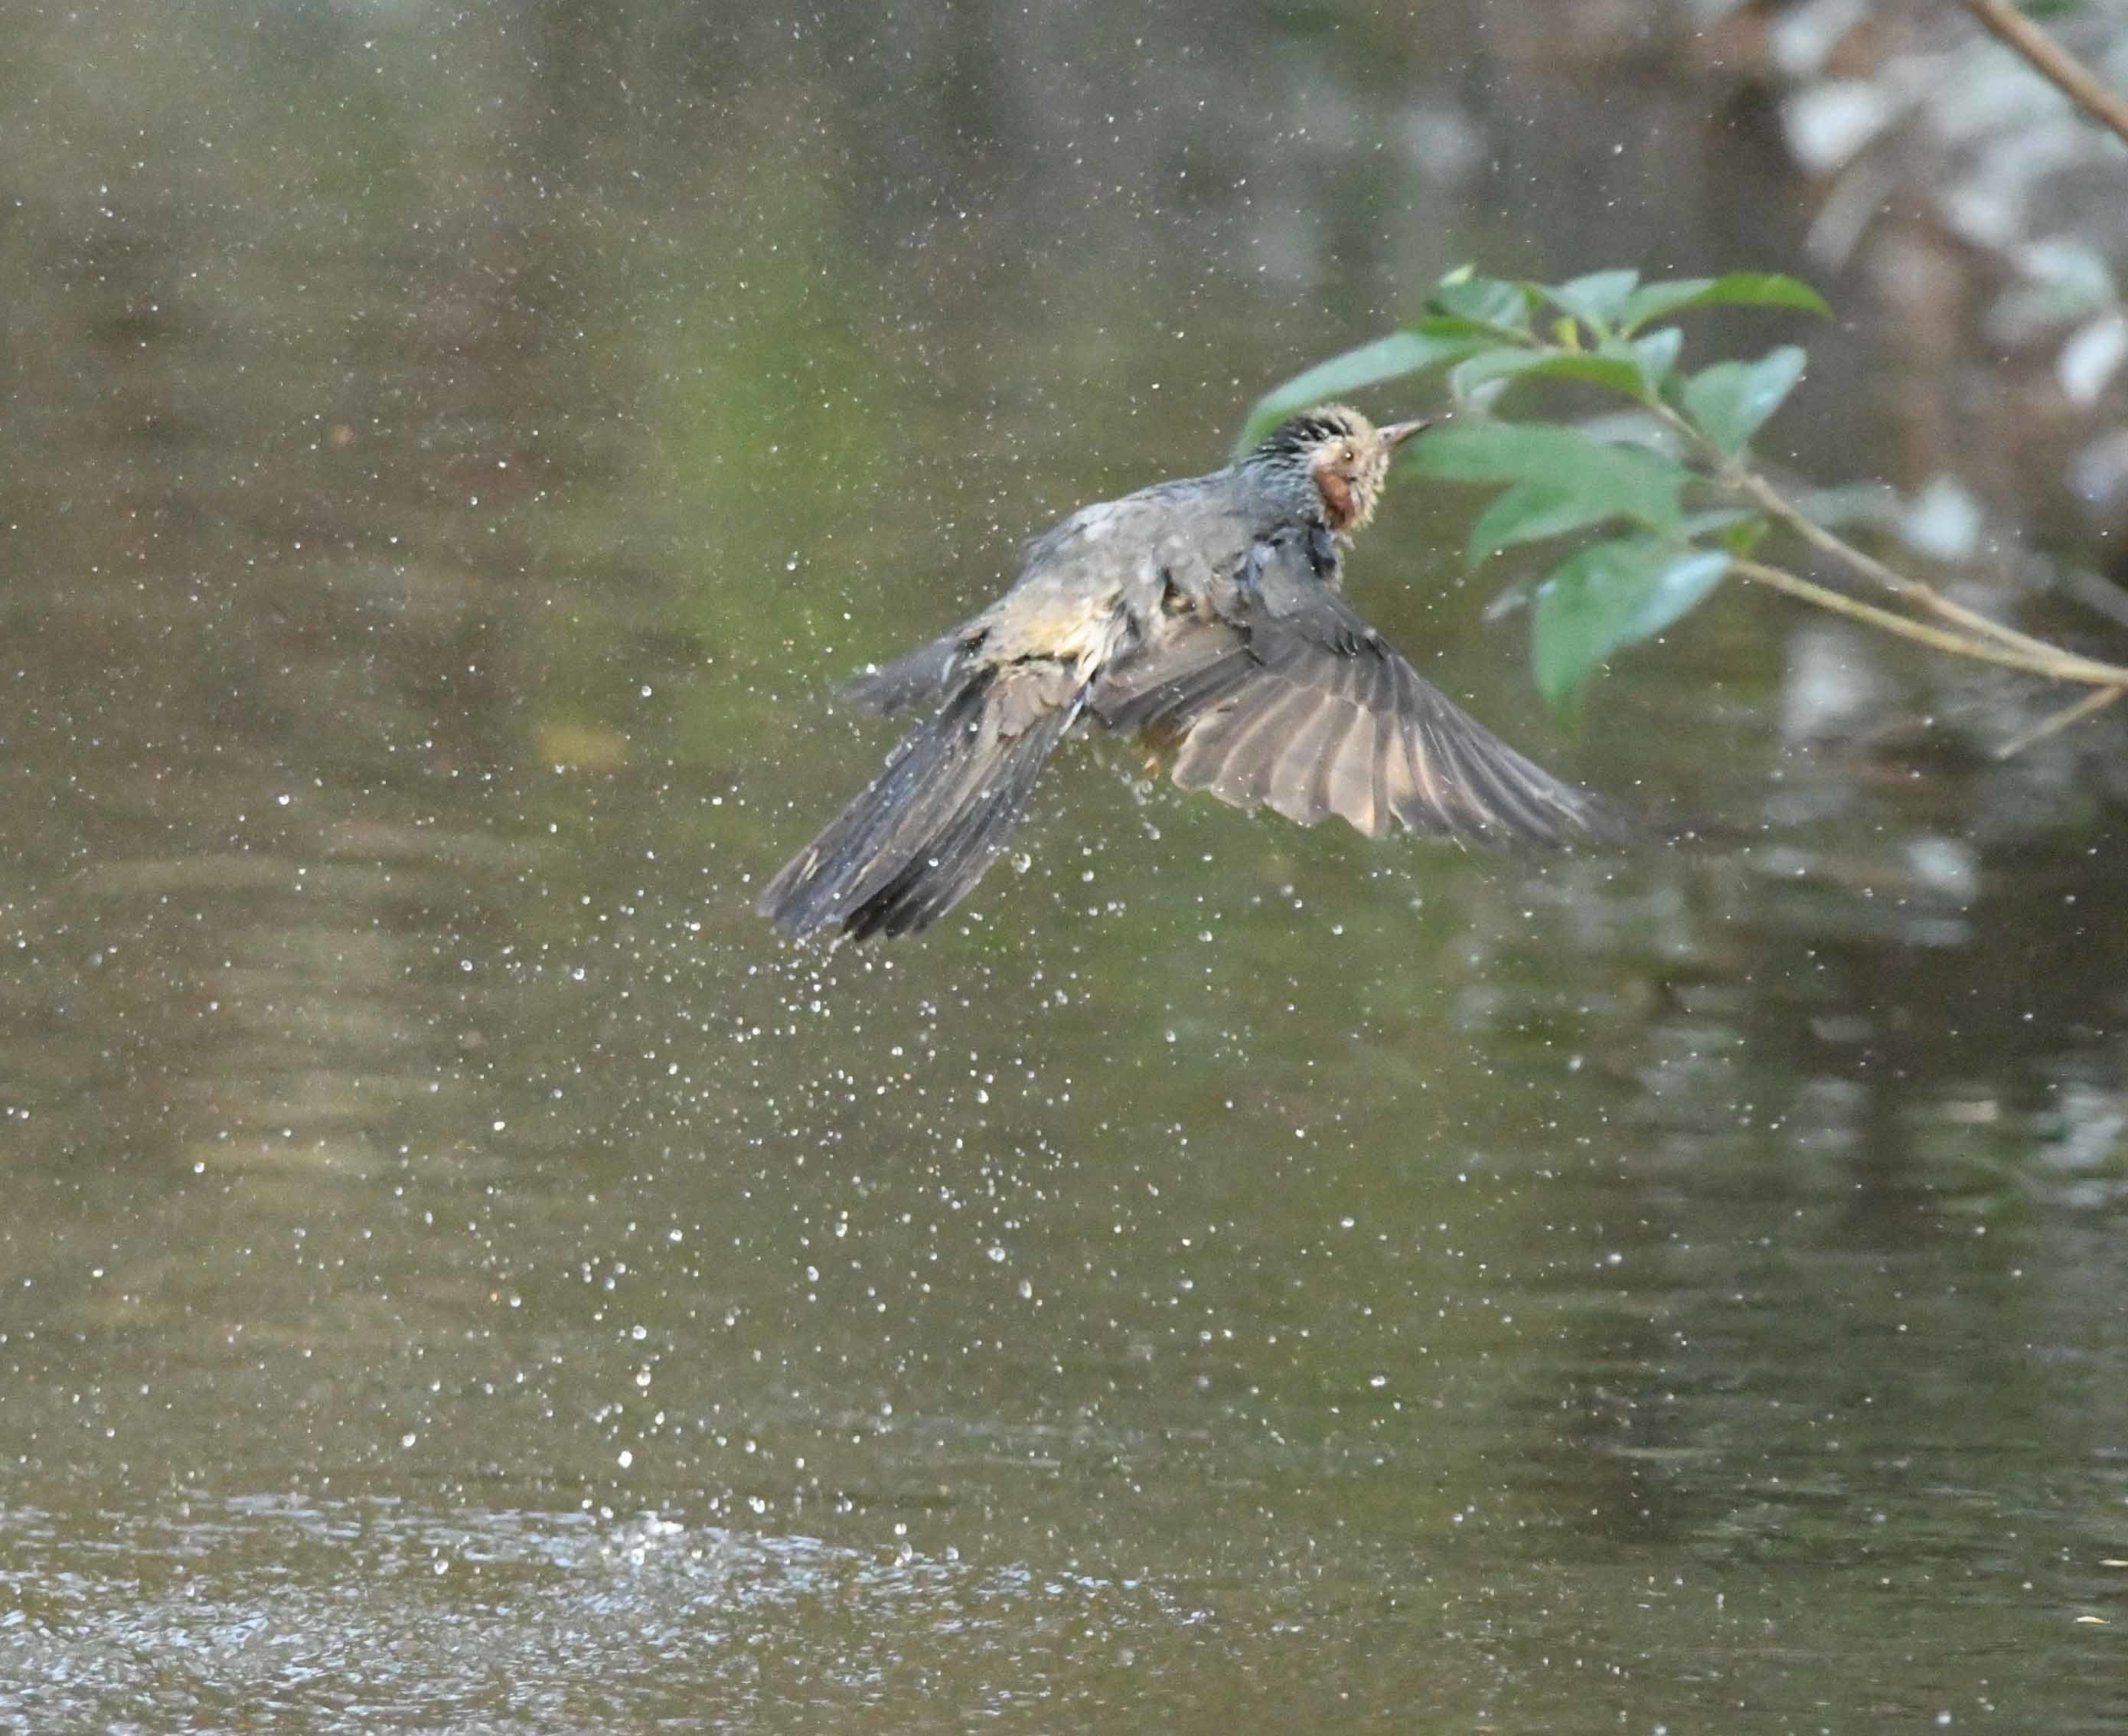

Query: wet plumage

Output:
[759, 406, 1624, 941]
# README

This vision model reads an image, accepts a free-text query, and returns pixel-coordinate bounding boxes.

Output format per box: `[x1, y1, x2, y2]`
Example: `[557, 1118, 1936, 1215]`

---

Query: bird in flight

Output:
[759, 405, 1623, 941]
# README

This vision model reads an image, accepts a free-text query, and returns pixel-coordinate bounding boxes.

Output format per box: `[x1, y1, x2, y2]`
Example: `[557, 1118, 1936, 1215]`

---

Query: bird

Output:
[758, 404, 1624, 941]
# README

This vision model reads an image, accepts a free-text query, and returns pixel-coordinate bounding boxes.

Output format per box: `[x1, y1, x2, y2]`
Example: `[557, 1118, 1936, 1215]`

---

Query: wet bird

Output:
[759, 405, 1623, 941]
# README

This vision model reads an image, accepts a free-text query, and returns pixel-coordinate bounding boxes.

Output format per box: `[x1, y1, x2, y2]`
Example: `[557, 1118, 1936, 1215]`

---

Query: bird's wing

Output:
[1092, 527, 1624, 846]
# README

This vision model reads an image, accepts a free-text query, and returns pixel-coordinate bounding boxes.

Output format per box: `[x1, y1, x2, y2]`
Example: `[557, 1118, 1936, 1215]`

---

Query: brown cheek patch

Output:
[1317, 468, 1355, 528]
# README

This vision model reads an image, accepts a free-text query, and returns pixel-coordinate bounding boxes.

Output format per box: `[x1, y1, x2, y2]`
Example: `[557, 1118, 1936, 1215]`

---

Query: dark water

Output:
[3, 3, 2126, 1731]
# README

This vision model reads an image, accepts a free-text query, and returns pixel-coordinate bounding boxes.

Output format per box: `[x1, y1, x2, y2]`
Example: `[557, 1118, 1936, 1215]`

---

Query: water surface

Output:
[2, 3, 2125, 1730]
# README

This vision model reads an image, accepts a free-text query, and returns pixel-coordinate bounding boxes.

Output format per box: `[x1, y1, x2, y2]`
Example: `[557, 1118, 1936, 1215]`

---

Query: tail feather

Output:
[844, 714, 1065, 938]
[759, 671, 1077, 941]
[838, 633, 964, 716]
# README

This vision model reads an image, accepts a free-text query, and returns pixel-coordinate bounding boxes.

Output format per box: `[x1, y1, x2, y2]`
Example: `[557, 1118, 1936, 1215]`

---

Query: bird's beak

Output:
[1379, 418, 1431, 449]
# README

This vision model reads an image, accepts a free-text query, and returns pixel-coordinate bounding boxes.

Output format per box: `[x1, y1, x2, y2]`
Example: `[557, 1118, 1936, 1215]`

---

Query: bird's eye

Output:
[1340, 445, 1356, 466]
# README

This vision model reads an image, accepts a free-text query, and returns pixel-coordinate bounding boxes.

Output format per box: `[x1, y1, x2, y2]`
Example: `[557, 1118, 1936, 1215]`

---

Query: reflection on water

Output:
[2, 2, 2126, 1730]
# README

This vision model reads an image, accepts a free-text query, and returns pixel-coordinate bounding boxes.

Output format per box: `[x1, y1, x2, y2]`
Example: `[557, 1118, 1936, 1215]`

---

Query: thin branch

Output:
[1726, 466, 2084, 663]
[1964, 0, 2128, 152]
[1637, 400, 2044, 655]
[1641, 394, 2128, 683]
[1467, 319, 2128, 736]
[1992, 684, 2126, 759]
[1728, 557, 2128, 687]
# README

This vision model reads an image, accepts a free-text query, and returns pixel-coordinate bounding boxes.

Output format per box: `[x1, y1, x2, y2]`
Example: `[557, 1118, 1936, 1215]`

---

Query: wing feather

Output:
[1180, 679, 1320, 808]
[1258, 689, 1347, 825]
[1107, 527, 1621, 848]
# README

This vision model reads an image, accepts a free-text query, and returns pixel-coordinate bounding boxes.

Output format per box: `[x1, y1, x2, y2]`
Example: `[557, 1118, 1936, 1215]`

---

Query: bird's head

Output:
[1246, 404, 1428, 534]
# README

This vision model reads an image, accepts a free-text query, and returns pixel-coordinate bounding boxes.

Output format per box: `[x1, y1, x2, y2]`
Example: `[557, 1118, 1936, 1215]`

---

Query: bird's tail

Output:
[758, 670, 1078, 941]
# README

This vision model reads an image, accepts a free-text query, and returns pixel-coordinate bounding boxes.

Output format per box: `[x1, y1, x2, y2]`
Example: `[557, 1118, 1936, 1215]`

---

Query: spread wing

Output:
[1090, 527, 1624, 846]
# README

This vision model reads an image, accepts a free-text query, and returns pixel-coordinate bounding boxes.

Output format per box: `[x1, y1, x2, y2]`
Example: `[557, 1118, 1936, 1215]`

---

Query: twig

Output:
[1963, 0, 2128, 153]
[1481, 319, 2128, 733]
[1728, 558, 2128, 686]
[1991, 684, 2126, 759]
[1726, 467, 2089, 664]
[1638, 396, 2078, 661]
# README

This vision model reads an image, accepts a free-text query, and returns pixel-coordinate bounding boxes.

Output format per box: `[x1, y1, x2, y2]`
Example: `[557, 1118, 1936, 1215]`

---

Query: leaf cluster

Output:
[1238, 266, 1829, 709]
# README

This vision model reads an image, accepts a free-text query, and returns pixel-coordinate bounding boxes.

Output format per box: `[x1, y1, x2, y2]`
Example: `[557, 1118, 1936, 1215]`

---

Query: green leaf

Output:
[1531, 539, 1732, 709]
[1618, 272, 1832, 334]
[1720, 515, 1771, 558]
[1235, 328, 1490, 454]
[1411, 421, 1696, 538]
[1427, 271, 1538, 333]
[1465, 478, 1614, 566]
[1680, 345, 1807, 456]
[1628, 326, 1684, 391]
[1407, 314, 1520, 344]
[1447, 346, 1648, 400]
[1544, 269, 1641, 333]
